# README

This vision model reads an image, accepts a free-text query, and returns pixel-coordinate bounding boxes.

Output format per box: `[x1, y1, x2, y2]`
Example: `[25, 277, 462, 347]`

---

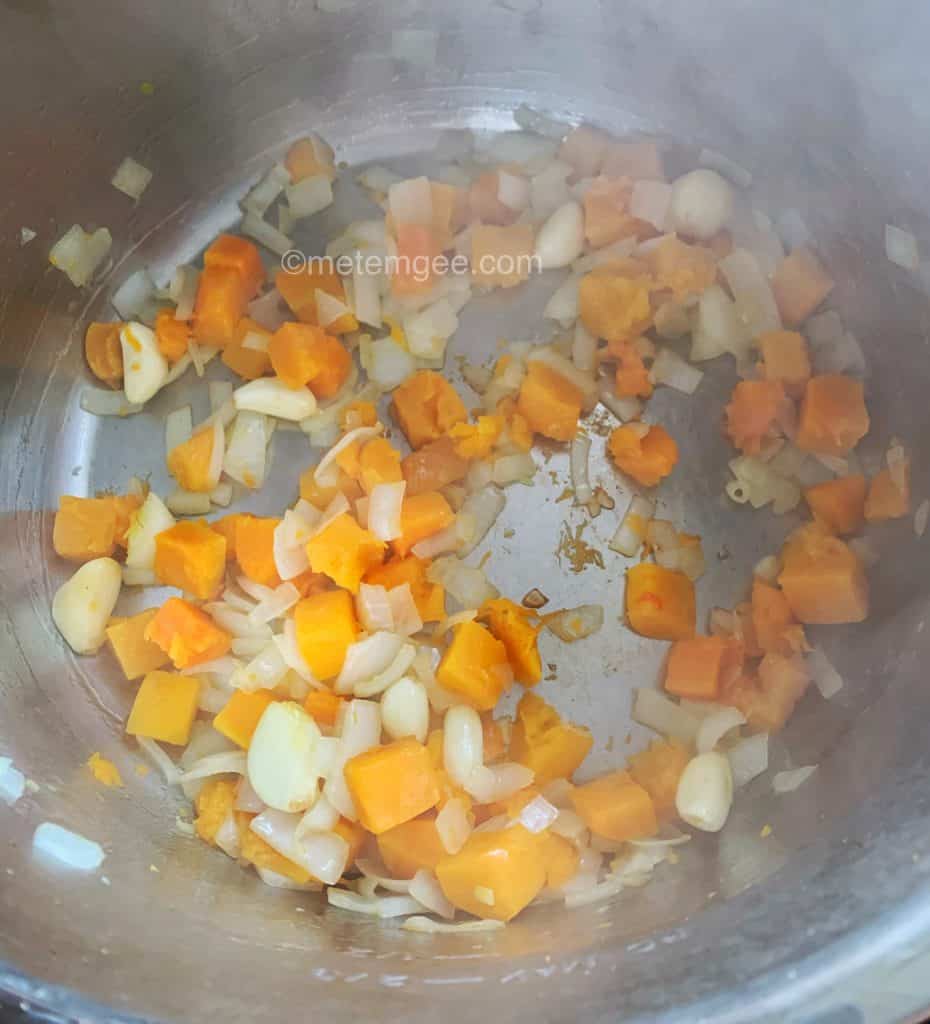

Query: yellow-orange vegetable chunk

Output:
[145, 597, 232, 670]
[436, 620, 513, 711]
[193, 265, 249, 349]
[166, 425, 216, 493]
[471, 224, 536, 289]
[293, 590, 359, 681]
[724, 379, 787, 456]
[664, 635, 740, 700]
[85, 321, 124, 387]
[306, 512, 385, 593]
[303, 689, 344, 728]
[393, 492, 455, 559]
[481, 598, 542, 685]
[804, 474, 867, 536]
[516, 362, 582, 442]
[213, 689, 275, 749]
[154, 521, 227, 600]
[203, 234, 265, 301]
[364, 556, 445, 622]
[222, 317, 272, 380]
[358, 438, 403, 495]
[626, 563, 696, 640]
[509, 692, 593, 785]
[377, 818, 447, 879]
[391, 371, 468, 449]
[865, 463, 910, 522]
[571, 770, 658, 842]
[235, 515, 282, 589]
[579, 268, 653, 343]
[344, 738, 440, 834]
[53, 496, 119, 562]
[758, 330, 811, 397]
[105, 608, 170, 681]
[126, 670, 201, 746]
[608, 423, 678, 487]
[795, 375, 869, 457]
[629, 739, 691, 820]
[777, 523, 868, 624]
[772, 246, 834, 327]
[402, 437, 471, 496]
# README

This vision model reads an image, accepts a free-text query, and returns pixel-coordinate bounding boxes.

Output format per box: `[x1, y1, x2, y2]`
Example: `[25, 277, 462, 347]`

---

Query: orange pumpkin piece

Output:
[496, 395, 534, 453]
[582, 177, 651, 249]
[377, 818, 447, 879]
[284, 135, 336, 183]
[111, 494, 142, 549]
[274, 264, 346, 324]
[608, 423, 678, 487]
[105, 608, 170, 681]
[303, 689, 344, 728]
[436, 824, 547, 921]
[628, 739, 691, 820]
[626, 562, 696, 641]
[154, 521, 227, 600]
[538, 832, 580, 889]
[166, 424, 216, 493]
[723, 653, 810, 733]
[306, 513, 385, 593]
[392, 223, 443, 296]
[436, 620, 513, 711]
[358, 438, 403, 495]
[195, 778, 237, 847]
[772, 246, 834, 327]
[805, 474, 867, 535]
[235, 811, 315, 884]
[448, 415, 504, 460]
[795, 375, 869, 456]
[509, 692, 593, 785]
[344, 738, 440, 834]
[294, 590, 359, 681]
[126, 670, 201, 746]
[645, 236, 716, 299]
[471, 223, 536, 289]
[758, 330, 811, 397]
[53, 496, 119, 562]
[865, 462, 911, 522]
[211, 513, 247, 561]
[193, 265, 249, 349]
[724, 379, 788, 455]
[579, 268, 653, 343]
[751, 580, 805, 656]
[610, 339, 653, 399]
[517, 362, 582, 442]
[663, 635, 741, 700]
[222, 316, 272, 380]
[777, 523, 868, 624]
[213, 689, 275, 749]
[204, 234, 265, 300]
[235, 516, 282, 589]
[393, 492, 455, 559]
[392, 371, 468, 449]
[340, 399, 379, 431]
[480, 598, 542, 685]
[402, 436, 471, 496]
[268, 322, 323, 388]
[145, 597, 231, 670]
[84, 321, 124, 386]
[571, 770, 658, 843]
[468, 170, 519, 226]
[154, 310, 191, 365]
[306, 332, 352, 399]
[364, 555, 445, 622]
[299, 464, 362, 509]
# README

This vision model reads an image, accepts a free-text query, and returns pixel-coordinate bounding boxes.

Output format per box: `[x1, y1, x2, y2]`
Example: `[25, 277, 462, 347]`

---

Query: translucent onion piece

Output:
[772, 765, 818, 794]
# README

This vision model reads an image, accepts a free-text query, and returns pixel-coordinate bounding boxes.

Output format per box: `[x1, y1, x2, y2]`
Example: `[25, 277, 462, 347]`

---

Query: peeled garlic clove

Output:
[534, 200, 585, 270]
[124, 492, 175, 570]
[675, 751, 734, 833]
[381, 677, 429, 743]
[52, 557, 122, 654]
[247, 701, 324, 812]
[233, 378, 317, 421]
[443, 705, 484, 787]
[120, 322, 168, 405]
[668, 169, 734, 241]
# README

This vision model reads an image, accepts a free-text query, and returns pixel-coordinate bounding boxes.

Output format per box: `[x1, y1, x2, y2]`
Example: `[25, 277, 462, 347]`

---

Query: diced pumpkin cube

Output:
[402, 436, 471, 496]
[393, 492, 455, 559]
[344, 738, 440, 834]
[795, 375, 869, 456]
[53, 496, 118, 562]
[305, 332, 352, 399]
[126, 670, 201, 746]
[303, 689, 344, 728]
[275, 264, 345, 324]
[211, 513, 247, 561]
[582, 177, 646, 249]
[664, 635, 741, 700]
[306, 512, 385, 593]
[471, 223, 536, 289]
[571, 770, 658, 842]
[269, 322, 326, 388]
[285, 135, 336, 183]
[751, 580, 802, 656]
[340, 399, 379, 431]
[105, 608, 170, 681]
[154, 310, 192, 365]
[193, 265, 249, 349]
[145, 597, 232, 669]
[293, 590, 359, 680]
[299, 465, 362, 509]
[84, 321, 124, 387]
[804, 474, 867, 536]
[213, 689, 276, 749]
[610, 339, 653, 399]
[435, 824, 547, 921]
[358, 438, 403, 495]
[222, 317, 272, 380]
[579, 268, 653, 343]
[392, 224, 443, 296]
[364, 555, 445, 622]
[166, 424, 216, 493]
[377, 818, 447, 879]
[195, 778, 237, 846]
[468, 170, 519, 226]
[645, 236, 716, 299]
[865, 463, 910, 522]
[154, 521, 227, 600]
[538, 832, 580, 889]
[480, 598, 542, 686]
[759, 330, 811, 397]
[516, 362, 582, 443]
[391, 371, 468, 449]
[608, 423, 678, 487]
[509, 692, 593, 785]
[235, 515, 282, 589]
[772, 246, 834, 327]
[449, 415, 504, 460]
[723, 653, 810, 733]
[204, 234, 265, 300]
[626, 563, 696, 640]
[724, 379, 787, 456]
[628, 739, 691, 820]
[235, 811, 314, 884]
[777, 523, 868, 624]
[436, 620, 513, 711]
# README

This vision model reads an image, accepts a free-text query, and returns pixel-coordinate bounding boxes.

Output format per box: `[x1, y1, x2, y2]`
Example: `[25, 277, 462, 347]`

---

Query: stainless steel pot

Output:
[3, 1, 930, 1021]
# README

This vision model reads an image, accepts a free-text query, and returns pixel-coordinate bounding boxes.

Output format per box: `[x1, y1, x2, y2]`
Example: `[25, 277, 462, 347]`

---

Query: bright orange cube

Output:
[306, 513, 385, 593]
[571, 770, 658, 842]
[153, 521, 227, 600]
[626, 563, 695, 640]
[436, 620, 513, 711]
[213, 689, 275, 749]
[344, 738, 440, 834]
[293, 590, 359, 681]
[126, 670, 201, 746]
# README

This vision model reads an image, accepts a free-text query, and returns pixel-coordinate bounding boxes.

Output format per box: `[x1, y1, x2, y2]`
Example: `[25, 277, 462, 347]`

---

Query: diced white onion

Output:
[49, 225, 112, 288]
[464, 762, 534, 803]
[165, 405, 193, 455]
[176, 751, 247, 785]
[368, 481, 406, 542]
[691, 283, 748, 362]
[111, 157, 153, 200]
[223, 412, 272, 490]
[544, 604, 604, 643]
[327, 889, 423, 918]
[543, 273, 580, 326]
[518, 795, 559, 834]
[569, 435, 593, 505]
[599, 386, 642, 423]
[388, 176, 433, 227]
[381, 677, 429, 743]
[323, 699, 382, 819]
[632, 688, 700, 744]
[727, 733, 769, 789]
[409, 869, 455, 919]
[915, 499, 929, 538]
[112, 269, 159, 321]
[772, 765, 818, 794]
[272, 620, 318, 686]
[492, 452, 536, 487]
[354, 643, 416, 699]
[497, 170, 531, 212]
[286, 174, 333, 218]
[696, 708, 746, 753]
[651, 347, 703, 394]
[403, 298, 459, 360]
[240, 211, 294, 256]
[366, 337, 415, 389]
[427, 557, 499, 609]
[335, 632, 405, 695]
[135, 737, 180, 784]
[885, 224, 920, 271]
[248, 583, 300, 626]
[808, 647, 843, 700]
[243, 162, 290, 216]
[124, 491, 175, 570]
[80, 388, 143, 418]
[436, 797, 472, 855]
[171, 266, 200, 321]
[403, 915, 503, 934]
[455, 486, 505, 558]
[33, 823, 105, 871]
[387, 584, 423, 637]
[120, 322, 168, 404]
[0, 757, 26, 806]
[356, 583, 394, 633]
[234, 379, 316, 421]
[412, 523, 459, 560]
[313, 425, 382, 488]
[571, 322, 597, 374]
[719, 248, 782, 338]
[526, 346, 598, 408]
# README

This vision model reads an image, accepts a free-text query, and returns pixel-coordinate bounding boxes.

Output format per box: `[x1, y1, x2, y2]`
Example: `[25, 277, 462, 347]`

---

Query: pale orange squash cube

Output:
[154, 521, 227, 600]
[571, 770, 658, 842]
[126, 670, 201, 746]
[344, 738, 440, 834]
[436, 620, 513, 711]
[105, 608, 170, 681]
